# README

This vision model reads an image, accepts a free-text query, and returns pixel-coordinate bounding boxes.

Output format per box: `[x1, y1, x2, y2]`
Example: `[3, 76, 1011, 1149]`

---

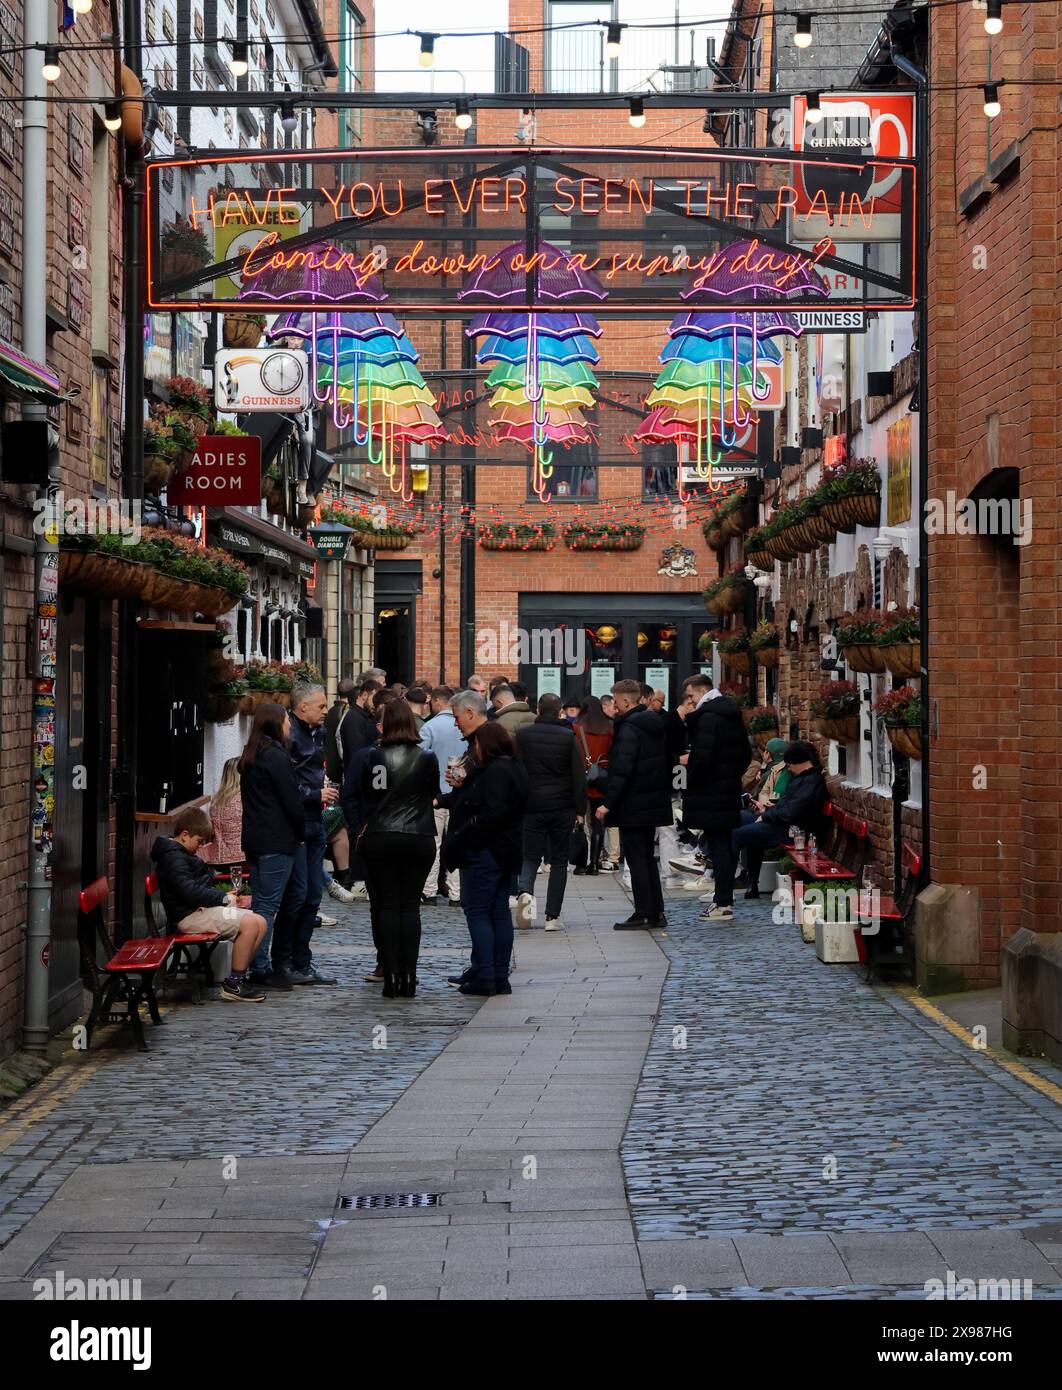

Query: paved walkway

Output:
[1, 870, 1061, 1300]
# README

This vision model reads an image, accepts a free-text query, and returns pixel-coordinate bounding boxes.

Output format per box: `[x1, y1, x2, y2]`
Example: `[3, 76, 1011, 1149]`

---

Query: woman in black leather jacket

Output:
[360, 700, 440, 997]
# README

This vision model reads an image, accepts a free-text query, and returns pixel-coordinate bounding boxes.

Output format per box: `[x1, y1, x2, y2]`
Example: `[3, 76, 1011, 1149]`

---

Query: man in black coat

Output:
[339, 678, 382, 769]
[596, 680, 673, 930]
[680, 673, 752, 921]
[514, 692, 587, 930]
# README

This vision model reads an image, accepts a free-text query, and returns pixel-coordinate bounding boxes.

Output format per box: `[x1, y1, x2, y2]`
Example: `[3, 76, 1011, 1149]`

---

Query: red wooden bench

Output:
[144, 871, 229, 999]
[860, 841, 921, 982]
[786, 803, 870, 884]
[78, 877, 175, 1051]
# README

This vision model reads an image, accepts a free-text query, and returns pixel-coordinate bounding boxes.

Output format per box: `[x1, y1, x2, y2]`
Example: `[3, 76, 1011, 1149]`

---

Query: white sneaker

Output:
[700, 903, 734, 921]
[537, 863, 548, 875]
[317, 911, 338, 927]
[515, 892, 537, 929]
[669, 855, 706, 875]
[327, 879, 355, 903]
[684, 873, 715, 893]
[698, 889, 719, 904]
[598, 860, 619, 872]
[544, 917, 564, 932]
[349, 882, 368, 901]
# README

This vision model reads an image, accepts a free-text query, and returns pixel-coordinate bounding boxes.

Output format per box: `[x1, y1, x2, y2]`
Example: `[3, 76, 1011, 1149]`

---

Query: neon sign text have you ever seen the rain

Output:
[147, 147, 915, 314]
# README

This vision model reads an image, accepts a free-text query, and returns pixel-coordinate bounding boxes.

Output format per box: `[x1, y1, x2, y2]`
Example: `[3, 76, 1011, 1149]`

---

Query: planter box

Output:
[840, 642, 887, 675]
[886, 724, 923, 760]
[815, 917, 862, 964]
[882, 641, 921, 678]
[59, 551, 238, 617]
[357, 531, 415, 551]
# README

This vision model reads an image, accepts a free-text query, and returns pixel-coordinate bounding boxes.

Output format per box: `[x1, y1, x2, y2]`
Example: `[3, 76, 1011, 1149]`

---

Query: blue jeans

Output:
[274, 819, 327, 973]
[249, 852, 296, 975]
[462, 848, 515, 986]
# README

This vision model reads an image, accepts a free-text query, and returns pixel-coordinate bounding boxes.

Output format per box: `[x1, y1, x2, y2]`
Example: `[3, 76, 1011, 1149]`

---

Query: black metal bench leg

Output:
[143, 976, 164, 1025]
[124, 979, 148, 1051]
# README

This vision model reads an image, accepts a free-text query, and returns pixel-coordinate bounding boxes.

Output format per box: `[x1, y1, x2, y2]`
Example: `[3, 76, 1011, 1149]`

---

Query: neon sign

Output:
[146, 145, 915, 314]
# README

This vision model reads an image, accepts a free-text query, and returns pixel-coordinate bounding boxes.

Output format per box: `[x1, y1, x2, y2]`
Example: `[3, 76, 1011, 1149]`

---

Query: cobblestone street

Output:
[1, 875, 1061, 1300]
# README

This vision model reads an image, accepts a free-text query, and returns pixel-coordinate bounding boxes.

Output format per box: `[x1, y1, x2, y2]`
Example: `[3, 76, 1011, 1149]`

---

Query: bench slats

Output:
[106, 937, 176, 973]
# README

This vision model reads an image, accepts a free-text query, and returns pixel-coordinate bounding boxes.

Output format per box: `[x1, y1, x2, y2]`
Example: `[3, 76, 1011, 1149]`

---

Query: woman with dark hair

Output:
[359, 699, 439, 997]
[239, 701, 306, 988]
[573, 695, 613, 875]
[443, 720, 529, 996]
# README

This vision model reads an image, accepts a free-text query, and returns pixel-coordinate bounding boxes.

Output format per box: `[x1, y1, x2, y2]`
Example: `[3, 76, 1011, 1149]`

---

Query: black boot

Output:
[397, 973, 417, 997]
[382, 974, 397, 998]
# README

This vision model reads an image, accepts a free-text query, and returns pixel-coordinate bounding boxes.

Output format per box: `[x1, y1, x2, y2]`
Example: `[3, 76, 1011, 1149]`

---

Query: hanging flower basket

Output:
[264, 478, 287, 515]
[754, 645, 779, 669]
[841, 641, 887, 674]
[58, 550, 146, 601]
[704, 523, 726, 551]
[764, 531, 799, 562]
[720, 649, 750, 673]
[807, 511, 837, 546]
[882, 641, 921, 678]
[223, 314, 266, 349]
[204, 693, 241, 724]
[823, 491, 881, 534]
[820, 715, 860, 743]
[144, 452, 173, 493]
[159, 247, 208, 282]
[703, 574, 749, 616]
[886, 725, 923, 760]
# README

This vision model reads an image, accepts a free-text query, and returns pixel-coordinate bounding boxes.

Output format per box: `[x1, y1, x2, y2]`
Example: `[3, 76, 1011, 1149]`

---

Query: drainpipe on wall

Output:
[20, 0, 57, 1051]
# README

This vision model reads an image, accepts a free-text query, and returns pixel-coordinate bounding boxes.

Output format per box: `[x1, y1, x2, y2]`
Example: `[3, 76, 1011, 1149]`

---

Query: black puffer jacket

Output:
[239, 737, 306, 858]
[360, 742, 439, 838]
[682, 696, 752, 833]
[444, 755, 529, 874]
[339, 703, 377, 768]
[762, 766, 829, 836]
[151, 836, 227, 927]
[602, 707, 673, 828]
[515, 716, 587, 815]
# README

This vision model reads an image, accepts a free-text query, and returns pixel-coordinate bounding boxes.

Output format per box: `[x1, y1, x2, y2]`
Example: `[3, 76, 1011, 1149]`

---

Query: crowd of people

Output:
[148, 664, 830, 1003]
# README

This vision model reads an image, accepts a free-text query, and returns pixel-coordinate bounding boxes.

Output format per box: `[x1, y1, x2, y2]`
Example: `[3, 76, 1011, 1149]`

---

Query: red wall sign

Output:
[167, 435, 262, 507]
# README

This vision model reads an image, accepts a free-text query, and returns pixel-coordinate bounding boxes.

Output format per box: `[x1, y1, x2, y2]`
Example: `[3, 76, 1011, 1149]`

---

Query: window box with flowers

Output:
[715, 627, 751, 673]
[743, 524, 773, 571]
[746, 706, 780, 749]
[835, 611, 888, 675]
[761, 505, 804, 561]
[702, 569, 749, 616]
[319, 502, 418, 551]
[479, 522, 556, 552]
[809, 679, 860, 743]
[874, 686, 923, 760]
[59, 528, 248, 617]
[875, 607, 922, 678]
[563, 521, 645, 552]
[748, 620, 780, 669]
[819, 457, 882, 533]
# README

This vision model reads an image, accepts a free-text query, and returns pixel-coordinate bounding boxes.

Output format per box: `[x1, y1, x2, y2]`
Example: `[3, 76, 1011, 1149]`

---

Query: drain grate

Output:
[337, 1192, 441, 1211]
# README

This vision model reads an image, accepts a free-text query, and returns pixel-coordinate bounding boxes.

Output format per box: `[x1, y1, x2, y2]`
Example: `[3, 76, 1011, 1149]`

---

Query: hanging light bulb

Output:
[229, 40, 249, 78]
[984, 0, 1003, 34]
[71, 0, 93, 13]
[605, 22, 623, 60]
[42, 46, 61, 82]
[628, 97, 646, 129]
[454, 97, 472, 131]
[983, 82, 1001, 118]
[794, 14, 813, 49]
[805, 91, 823, 123]
[418, 32, 436, 68]
[279, 99, 299, 134]
[103, 99, 122, 131]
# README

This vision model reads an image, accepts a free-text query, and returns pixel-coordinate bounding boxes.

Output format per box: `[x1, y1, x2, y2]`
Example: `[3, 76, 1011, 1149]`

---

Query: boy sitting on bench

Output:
[151, 808, 267, 1003]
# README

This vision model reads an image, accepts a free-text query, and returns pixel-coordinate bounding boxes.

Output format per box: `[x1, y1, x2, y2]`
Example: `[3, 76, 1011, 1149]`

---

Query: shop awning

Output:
[210, 507, 317, 575]
[0, 342, 63, 405]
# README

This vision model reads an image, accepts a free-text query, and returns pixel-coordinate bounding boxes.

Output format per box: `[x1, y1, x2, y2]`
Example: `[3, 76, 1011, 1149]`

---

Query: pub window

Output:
[642, 443, 680, 500]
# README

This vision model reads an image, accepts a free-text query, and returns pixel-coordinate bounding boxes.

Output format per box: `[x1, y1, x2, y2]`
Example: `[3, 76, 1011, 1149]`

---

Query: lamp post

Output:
[307, 523, 354, 684]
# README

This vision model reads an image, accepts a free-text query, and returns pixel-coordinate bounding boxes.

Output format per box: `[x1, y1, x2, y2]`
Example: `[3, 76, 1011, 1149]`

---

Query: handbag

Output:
[567, 819, 588, 869]
[577, 725, 609, 790]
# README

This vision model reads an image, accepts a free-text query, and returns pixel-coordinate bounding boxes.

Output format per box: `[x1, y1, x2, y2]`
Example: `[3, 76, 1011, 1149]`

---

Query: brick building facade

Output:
[0, 6, 124, 1059]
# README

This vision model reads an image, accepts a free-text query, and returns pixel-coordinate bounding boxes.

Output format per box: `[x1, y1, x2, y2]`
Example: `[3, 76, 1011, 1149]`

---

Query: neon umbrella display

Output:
[460, 248, 607, 500]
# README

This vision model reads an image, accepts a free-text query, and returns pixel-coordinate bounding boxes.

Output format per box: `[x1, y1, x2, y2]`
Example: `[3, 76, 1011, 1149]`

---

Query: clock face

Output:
[260, 351, 305, 395]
